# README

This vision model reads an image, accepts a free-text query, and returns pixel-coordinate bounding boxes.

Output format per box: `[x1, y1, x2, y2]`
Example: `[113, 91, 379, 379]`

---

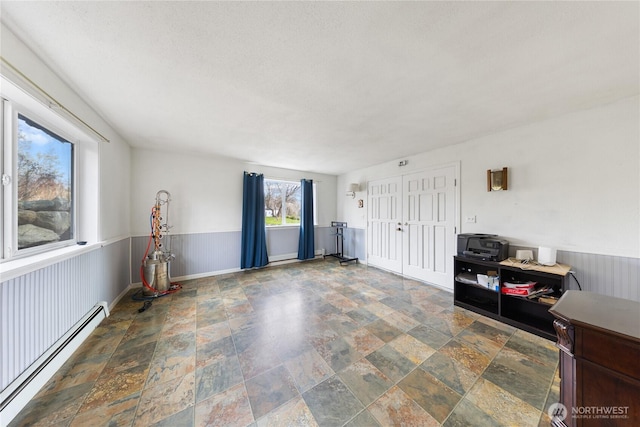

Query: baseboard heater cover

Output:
[0, 302, 109, 426]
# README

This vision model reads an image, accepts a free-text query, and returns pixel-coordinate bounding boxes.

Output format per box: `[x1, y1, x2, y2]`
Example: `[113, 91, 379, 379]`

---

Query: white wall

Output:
[99, 137, 131, 240]
[339, 96, 640, 258]
[130, 148, 337, 236]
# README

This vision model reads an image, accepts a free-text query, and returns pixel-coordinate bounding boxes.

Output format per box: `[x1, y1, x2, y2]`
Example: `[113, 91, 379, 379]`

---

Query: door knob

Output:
[396, 227, 402, 231]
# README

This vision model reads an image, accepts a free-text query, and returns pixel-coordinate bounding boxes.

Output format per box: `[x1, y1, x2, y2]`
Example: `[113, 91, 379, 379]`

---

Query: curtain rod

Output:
[0, 56, 110, 143]
[259, 174, 322, 183]
[268, 177, 323, 184]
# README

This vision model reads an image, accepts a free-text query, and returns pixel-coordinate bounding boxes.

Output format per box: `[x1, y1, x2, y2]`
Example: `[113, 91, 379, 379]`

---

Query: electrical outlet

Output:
[465, 215, 476, 223]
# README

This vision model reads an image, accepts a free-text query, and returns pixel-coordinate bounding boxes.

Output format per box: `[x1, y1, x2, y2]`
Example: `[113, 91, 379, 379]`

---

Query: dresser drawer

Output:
[577, 328, 640, 379]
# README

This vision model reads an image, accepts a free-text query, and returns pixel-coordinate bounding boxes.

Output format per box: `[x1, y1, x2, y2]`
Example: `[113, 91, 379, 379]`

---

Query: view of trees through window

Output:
[264, 180, 300, 226]
[17, 114, 73, 249]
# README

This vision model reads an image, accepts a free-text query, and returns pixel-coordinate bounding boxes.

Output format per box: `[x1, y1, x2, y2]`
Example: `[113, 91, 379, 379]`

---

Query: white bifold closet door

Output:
[368, 165, 457, 290]
[367, 176, 403, 274]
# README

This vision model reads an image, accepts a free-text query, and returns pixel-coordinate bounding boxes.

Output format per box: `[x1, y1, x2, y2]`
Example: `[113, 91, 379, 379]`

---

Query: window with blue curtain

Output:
[297, 179, 315, 260]
[241, 172, 269, 269]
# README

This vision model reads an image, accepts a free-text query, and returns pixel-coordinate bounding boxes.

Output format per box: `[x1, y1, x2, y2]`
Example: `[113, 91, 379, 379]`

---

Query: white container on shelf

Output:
[538, 247, 557, 266]
[516, 250, 534, 261]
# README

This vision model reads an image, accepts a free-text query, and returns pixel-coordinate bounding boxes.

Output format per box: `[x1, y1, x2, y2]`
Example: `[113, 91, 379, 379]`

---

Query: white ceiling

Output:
[1, 1, 638, 175]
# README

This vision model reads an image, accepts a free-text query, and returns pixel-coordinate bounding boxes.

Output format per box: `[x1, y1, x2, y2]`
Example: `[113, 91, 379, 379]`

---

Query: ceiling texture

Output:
[1, 1, 638, 175]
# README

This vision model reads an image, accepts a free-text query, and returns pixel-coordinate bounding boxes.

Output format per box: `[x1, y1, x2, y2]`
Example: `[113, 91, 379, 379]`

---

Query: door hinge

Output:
[454, 179, 457, 186]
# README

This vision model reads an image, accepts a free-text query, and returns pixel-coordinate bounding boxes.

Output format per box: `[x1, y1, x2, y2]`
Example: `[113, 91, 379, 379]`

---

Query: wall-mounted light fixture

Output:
[346, 183, 359, 198]
[487, 167, 508, 191]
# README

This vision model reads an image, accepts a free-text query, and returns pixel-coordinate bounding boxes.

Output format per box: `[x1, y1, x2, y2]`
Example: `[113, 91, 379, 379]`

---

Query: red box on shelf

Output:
[501, 287, 534, 296]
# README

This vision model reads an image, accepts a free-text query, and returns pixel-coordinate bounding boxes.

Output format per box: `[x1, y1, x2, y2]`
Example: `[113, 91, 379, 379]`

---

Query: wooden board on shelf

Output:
[499, 257, 571, 276]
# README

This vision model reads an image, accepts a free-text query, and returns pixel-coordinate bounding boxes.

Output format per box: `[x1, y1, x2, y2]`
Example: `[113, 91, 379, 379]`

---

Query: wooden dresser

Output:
[549, 291, 640, 426]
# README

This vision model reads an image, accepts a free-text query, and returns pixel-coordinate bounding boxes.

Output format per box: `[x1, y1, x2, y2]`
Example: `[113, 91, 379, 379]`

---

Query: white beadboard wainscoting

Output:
[130, 227, 337, 282]
[341, 227, 367, 263]
[508, 246, 640, 302]
[0, 237, 130, 425]
[556, 250, 640, 302]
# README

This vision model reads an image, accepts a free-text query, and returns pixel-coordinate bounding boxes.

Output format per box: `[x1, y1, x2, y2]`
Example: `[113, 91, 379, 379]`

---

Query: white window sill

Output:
[0, 242, 102, 282]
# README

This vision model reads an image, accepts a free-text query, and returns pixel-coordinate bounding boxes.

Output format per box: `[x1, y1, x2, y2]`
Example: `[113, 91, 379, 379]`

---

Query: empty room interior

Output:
[1, 2, 639, 427]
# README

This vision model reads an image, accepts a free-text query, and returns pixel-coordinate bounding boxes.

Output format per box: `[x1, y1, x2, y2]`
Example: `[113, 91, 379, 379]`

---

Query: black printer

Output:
[457, 233, 509, 262]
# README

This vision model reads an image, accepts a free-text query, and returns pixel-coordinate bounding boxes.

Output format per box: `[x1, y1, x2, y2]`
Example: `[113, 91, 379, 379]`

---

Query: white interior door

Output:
[367, 176, 402, 274]
[367, 166, 457, 290]
[402, 167, 456, 289]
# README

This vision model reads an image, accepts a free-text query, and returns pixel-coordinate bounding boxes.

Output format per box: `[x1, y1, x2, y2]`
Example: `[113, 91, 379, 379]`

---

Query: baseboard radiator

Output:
[0, 302, 109, 426]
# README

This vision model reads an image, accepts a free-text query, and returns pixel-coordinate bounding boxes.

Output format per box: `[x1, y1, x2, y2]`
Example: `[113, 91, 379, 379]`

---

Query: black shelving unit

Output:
[324, 221, 358, 265]
[454, 256, 570, 340]
[454, 257, 500, 320]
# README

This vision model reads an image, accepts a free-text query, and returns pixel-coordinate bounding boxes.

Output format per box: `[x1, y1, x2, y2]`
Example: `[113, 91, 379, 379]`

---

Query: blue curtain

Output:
[298, 179, 315, 260]
[241, 172, 269, 269]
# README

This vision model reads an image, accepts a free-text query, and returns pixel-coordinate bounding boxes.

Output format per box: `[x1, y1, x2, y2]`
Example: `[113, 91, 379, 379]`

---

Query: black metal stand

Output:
[324, 221, 358, 265]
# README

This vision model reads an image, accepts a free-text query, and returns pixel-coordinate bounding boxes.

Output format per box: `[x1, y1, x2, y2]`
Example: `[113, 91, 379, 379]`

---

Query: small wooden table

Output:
[549, 291, 640, 426]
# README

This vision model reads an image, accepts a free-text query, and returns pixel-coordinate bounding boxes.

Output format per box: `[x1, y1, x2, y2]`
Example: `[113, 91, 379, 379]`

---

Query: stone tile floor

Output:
[10, 259, 560, 426]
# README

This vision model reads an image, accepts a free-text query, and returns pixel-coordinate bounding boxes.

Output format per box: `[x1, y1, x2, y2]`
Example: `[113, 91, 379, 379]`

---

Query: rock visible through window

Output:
[17, 114, 74, 249]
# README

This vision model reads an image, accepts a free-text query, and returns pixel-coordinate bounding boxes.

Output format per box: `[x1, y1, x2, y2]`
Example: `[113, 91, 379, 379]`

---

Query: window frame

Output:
[1, 75, 99, 264]
[263, 178, 317, 228]
[2, 100, 78, 258]
[264, 179, 300, 227]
